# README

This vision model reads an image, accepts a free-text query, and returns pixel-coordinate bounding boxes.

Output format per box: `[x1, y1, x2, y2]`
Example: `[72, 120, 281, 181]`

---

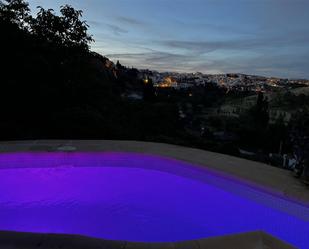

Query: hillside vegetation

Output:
[0, 0, 182, 142]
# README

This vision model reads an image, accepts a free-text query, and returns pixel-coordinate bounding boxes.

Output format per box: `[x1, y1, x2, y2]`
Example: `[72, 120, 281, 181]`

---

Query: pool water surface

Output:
[0, 152, 308, 248]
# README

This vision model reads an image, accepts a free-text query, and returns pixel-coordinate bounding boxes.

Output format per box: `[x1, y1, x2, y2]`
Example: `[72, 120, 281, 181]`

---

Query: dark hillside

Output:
[0, 0, 183, 141]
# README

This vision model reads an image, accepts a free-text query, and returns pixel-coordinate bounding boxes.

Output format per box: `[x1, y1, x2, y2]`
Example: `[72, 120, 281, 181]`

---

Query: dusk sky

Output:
[27, 0, 309, 78]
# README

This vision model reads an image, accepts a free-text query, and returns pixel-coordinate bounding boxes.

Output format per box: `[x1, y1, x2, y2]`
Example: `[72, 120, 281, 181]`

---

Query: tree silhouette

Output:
[60, 5, 93, 49]
[30, 7, 64, 44]
[289, 108, 309, 180]
[0, 0, 30, 29]
[1, 0, 93, 50]
[254, 91, 269, 129]
[31, 5, 93, 49]
[238, 92, 269, 150]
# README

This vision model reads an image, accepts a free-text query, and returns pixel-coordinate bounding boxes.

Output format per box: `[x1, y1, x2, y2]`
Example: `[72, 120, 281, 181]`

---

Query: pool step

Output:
[0, 231, 296, 249]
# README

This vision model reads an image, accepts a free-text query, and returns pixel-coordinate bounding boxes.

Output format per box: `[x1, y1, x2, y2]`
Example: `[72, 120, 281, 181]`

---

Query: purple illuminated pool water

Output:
[0, 152, 308, 247]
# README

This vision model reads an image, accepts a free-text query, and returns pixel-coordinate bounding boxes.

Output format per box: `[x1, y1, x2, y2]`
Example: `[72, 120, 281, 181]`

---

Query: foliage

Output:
[0, 0, 30, 29]
[237, 92, 270, 150]
[289, 108, 309, 152]
[289, 107, 309, 178]
[272, 91, 309, 109]
[0, 0, 93, 50]
[31, 5, 93, 49]
[251, 92, 269, 129]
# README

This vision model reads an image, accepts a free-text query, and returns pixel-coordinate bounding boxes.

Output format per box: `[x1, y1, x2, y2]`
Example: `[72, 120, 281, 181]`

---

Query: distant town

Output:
[107, 62, 308, 171]
[137, 69, 309, 121]
[140, 69, 309, 92]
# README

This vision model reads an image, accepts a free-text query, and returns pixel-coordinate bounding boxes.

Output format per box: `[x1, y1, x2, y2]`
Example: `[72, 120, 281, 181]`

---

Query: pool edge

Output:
[0, 230, 297, 249]
[0, 140, 308, 207]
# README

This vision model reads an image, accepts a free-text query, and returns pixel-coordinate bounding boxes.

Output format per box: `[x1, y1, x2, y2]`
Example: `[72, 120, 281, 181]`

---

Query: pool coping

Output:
[0, 140, 308, 207]
[0, 230, 297, 249]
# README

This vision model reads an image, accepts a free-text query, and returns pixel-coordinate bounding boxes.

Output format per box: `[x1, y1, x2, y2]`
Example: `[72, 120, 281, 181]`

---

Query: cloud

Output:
[106, 51, 188, 64]
[106, 51, 194, 72]
[87, 21, 128, 36]
[88, 20, 102, 27]
[173, 19, 251, 36]
[105, 24, 128, 35]
[116, 16, 146, 26]
[160, 34, 309, 55]
[104, 48, 309, 79]
[190, 52, 309, 78]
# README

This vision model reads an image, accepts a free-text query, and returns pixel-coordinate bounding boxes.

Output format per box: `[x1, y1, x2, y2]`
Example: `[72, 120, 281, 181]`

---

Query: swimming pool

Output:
[0, 152, 308, 248]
